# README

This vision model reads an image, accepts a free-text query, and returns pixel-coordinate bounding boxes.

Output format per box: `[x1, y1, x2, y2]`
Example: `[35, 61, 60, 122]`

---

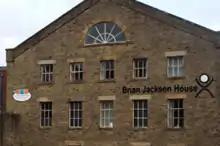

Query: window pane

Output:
[174, 118, 178, 127]
[79, 119, 82, 126]
[133, 100, 148, 128]
[143, 109, 148, 118]
[168, 67, 173, 77]
[179, 109, 184, 118]
[143, 119, 148, 127]
[138, 101, 142, 108]
[179, 66, 184, 76]
[100, 101, 113, 127]
[143, 101, 147, 109]
[134, 119, 138, 127]
[179, 118, 184, 127]
[139, 118, 143, 126]
[168, 99, 184, 128]
[134, 110, 138, 118]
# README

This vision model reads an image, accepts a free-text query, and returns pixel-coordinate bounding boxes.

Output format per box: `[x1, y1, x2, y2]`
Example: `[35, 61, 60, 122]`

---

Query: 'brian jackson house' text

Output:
[122, 85, 198, 94]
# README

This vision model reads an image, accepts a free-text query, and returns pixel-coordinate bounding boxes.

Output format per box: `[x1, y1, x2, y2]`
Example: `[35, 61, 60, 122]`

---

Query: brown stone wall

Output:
[3, 112, 21, 146]
[5, 1, 220, 146]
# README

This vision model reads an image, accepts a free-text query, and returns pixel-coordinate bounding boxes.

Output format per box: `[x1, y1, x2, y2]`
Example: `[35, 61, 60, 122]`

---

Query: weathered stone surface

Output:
[4, 0, 220, 146]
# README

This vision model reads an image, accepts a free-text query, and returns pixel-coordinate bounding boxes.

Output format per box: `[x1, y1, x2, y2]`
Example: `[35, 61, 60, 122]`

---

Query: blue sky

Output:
[0, 0, 219, 66]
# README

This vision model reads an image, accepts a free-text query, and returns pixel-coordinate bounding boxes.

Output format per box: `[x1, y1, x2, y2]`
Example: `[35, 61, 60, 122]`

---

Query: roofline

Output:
[6, 0, 220, 62]
[9, 0, 97, 60]
[135, 1, 216, 33]
[127, 1, 217, 42]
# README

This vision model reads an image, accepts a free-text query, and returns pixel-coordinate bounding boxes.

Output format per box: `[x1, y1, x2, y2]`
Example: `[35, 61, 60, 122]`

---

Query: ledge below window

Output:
[99, 127, 114, 130]
[38, 81, 54, 86]
[129, 78, 148, 82]
[83, 40, 133, 48]
[165, 127, 185, 131]
[68, 127, 83, 130]
[68, 80, 85, 84]
[98, 79, 116, 83]
[39, 126, 52, 130]
[167, 76, 185, 80]
[133, 127, 148, 131]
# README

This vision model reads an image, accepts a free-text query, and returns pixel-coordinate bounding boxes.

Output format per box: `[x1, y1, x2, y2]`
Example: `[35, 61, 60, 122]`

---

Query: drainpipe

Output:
[0, 72, 4, 146]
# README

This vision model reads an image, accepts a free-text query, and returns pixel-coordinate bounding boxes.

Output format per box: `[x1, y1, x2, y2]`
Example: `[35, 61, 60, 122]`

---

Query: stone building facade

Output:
[4, 0, 220, 146]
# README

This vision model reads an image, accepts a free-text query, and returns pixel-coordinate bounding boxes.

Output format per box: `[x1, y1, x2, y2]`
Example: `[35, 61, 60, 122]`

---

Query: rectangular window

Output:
[167, 99, 184, 128]
[100, 60, 114, 80]
[40, 64, 53, 83]
[69, 101, 83, 128]
[167, 56, 184, 77]
[133, 100, 148, 128]
[133, 58, 148, 78]
[70, 62, 84, 81]
[40, 102, 52, 127]
[100, 101, 113, 128]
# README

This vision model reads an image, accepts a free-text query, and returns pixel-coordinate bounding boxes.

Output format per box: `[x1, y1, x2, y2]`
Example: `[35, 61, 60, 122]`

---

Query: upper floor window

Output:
[167, 56, 184, 78]
[100, 60, 115, 80]
[70, 62, 84, 81]
[40, 64, 53, 83]
[100, 100, 114, 128]
[84, 22, 126, 45]
[40, 102, 52, 127]
[133, 58, 148, 79]
[167, 99, 184, 129]
[69, 101, 83, 128]
[133, 100, 148, 128]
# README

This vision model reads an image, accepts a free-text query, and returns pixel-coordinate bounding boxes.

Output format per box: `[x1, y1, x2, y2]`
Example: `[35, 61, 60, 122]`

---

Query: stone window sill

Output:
[39, 126, 52, 130]
[99, 127, 114, 130]
[38, 81, 54, 85]
[98, 79, 116, 83]
[130, 78, 148, 82]
[166, 127, 185, 131]
[68, 80, 85, 84]
[133, 127, 148, 131]
[68, 127, 83, 130]
[167, 76, 185, 80]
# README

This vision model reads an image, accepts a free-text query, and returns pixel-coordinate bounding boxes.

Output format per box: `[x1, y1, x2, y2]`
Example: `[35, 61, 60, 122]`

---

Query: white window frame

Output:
[133, 100, 148, 128]
[167, 56, 184, 77]
[100, 60, 115, 80]
[69, 101, 83, 128]
[40, 64, 53, 83]
[84, 22, 127, 46]
[167, 99, 184, 129]
[100, 100, 114, 128]
[133, 58, 148, 79]
[70, 62, 84, 81]
[40, 102, 52, 127]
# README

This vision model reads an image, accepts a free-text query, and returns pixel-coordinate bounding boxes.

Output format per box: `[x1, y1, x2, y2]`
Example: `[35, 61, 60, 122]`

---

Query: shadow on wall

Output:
[3, 111, 21, 146]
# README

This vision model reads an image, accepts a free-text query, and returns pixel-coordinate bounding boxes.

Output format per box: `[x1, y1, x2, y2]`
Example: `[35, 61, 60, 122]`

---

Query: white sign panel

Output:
[13, 89, 31, 102]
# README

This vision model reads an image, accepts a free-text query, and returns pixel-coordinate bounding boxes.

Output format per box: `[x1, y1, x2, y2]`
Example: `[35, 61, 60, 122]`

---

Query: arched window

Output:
[84, 22, 126, 45]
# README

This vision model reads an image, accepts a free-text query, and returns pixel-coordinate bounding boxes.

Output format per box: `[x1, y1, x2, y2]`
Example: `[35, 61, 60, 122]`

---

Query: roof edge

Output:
[11, 0, 95, 60]
[125, 0, 216, 42]
[8, 0, 219, 61]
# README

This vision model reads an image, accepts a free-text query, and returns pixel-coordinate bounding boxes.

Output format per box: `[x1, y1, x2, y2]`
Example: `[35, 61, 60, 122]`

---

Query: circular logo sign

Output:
[13, 89, 31, 102]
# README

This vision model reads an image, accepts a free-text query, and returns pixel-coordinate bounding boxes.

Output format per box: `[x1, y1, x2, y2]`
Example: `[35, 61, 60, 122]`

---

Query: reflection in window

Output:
[133, 100, 148, 128]
[84, 22, 126, 45]
[69, 101, 83, 128]
[100, 101, 114, 128]
[167, 99, 184, 128]
[40, 102, 52, 127]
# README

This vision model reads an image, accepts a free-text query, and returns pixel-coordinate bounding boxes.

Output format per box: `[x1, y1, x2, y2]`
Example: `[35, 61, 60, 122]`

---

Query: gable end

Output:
[6, 0, 220, 62]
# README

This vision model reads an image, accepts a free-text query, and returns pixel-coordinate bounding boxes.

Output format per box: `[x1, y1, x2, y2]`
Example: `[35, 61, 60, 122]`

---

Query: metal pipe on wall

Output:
[0, 73, 4, 146]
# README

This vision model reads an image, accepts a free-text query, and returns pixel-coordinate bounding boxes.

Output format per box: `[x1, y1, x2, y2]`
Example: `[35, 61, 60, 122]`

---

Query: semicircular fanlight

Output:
[84, 22, 126, 45]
